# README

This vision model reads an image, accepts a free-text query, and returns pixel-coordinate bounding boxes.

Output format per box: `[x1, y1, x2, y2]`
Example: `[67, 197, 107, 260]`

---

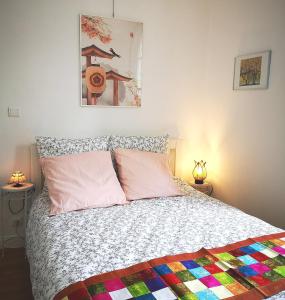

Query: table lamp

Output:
[192, 160, 207, 184]
[9, 171, 26, 187]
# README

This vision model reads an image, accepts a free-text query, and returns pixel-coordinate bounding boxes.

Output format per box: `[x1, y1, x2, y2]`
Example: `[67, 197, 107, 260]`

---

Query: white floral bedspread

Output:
[26, 180, 285, 300]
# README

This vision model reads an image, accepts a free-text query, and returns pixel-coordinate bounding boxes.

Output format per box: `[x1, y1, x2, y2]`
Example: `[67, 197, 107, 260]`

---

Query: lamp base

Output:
[194, 180, 204, 184]
[12, 183, 24, 187]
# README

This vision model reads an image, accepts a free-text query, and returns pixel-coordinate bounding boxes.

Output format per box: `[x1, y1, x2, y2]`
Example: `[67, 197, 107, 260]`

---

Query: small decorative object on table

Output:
[1, 172, 34, 255]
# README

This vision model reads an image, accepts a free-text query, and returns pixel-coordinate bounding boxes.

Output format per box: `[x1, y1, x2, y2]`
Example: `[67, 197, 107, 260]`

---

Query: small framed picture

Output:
[233, 50, 271, 90]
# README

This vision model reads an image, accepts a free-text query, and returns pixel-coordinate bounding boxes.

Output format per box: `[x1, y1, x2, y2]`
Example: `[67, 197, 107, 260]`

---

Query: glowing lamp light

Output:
[9, 171, 26, 187]
[192, 160, 207, 184]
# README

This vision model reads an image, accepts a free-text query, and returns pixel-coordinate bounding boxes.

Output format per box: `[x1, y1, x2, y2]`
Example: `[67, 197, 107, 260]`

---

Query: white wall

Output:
[0, 0, 209, 235]
[201, 0, 285, 229]
[1, 0, 284, 238]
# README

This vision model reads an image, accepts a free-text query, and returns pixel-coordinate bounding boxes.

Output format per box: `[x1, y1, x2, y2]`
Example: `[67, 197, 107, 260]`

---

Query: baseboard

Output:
[2, 234, 24, 248]
[3, 234, 19, 239]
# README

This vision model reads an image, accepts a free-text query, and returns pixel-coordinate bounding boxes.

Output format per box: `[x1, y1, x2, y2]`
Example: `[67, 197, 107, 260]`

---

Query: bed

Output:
[26, 140, 285, 300]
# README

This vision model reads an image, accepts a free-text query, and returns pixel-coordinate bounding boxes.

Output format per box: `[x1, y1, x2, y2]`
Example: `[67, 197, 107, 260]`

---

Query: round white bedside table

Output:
[1, 183, 34, 255]
[190, 182, 213, 196]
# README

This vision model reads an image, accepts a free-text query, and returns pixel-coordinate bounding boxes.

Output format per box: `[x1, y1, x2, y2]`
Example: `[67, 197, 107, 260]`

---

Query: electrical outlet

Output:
[8, 107, 21, 117]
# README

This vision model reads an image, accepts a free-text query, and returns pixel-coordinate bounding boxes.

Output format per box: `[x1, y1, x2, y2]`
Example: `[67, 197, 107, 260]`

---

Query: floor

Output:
[0, 248, 34, 300]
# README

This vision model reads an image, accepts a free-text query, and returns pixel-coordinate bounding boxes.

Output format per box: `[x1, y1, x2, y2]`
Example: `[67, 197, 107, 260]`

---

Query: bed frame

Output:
[30, 139, 178, 195]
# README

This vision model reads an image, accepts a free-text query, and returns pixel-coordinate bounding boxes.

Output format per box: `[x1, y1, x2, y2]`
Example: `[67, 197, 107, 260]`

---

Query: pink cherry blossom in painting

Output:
[81, 15, 112, 44]
[126, 75, 141, 107]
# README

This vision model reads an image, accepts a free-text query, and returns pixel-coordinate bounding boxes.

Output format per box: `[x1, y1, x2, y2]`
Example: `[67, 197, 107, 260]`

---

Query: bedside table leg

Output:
[1, 191, 5, 257]
[24, 190, 28, 249]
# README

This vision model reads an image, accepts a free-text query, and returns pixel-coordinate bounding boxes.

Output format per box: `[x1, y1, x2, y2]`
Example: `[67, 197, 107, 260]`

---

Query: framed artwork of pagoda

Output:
[80, 15, 143, 107]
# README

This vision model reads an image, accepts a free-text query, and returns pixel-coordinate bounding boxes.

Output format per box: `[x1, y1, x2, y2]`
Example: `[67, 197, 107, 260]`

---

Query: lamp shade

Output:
[9, 171, 26, 187]
[192, 160, 207, 184]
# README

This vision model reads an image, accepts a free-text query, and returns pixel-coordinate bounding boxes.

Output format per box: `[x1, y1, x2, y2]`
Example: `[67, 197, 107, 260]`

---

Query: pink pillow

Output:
[114, 149, 183, 201]
[40, 151, 128, 215]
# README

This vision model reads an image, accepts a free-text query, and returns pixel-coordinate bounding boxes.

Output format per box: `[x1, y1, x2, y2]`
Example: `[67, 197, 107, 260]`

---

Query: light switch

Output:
[8, 107, 20, 117]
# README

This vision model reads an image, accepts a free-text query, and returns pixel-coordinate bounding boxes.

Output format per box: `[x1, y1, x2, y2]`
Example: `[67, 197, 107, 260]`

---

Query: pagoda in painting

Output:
[82, 44, 132, 106]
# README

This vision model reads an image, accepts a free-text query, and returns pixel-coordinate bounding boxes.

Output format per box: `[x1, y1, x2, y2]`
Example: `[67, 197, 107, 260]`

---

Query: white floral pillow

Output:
[109, 135, 169, 153]
[35, 136, 109, 158]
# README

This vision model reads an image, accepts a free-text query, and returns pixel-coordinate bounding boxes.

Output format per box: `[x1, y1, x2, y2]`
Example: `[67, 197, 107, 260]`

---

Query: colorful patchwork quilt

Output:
[54, 232, 285, 300]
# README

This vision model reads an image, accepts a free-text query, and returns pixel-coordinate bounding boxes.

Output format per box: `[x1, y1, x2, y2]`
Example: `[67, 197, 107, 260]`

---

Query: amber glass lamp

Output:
[192, 160, 207, 184]
[9, 171, 26, 187]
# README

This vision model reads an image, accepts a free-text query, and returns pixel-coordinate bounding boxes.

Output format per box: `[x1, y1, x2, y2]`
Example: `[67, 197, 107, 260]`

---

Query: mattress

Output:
[26, 180, 285, 300]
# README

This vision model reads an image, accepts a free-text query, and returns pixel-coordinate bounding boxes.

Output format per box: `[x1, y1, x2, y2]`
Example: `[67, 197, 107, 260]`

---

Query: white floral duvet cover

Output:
[26, 180, 285, 300]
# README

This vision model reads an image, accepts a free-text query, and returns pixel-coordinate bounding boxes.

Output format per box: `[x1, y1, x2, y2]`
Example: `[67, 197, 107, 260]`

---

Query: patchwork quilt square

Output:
[239, 246, 257, 255]
[214, 262, 229, 272]
[214, 252, 235, 261]
[263, 270, 284, 282]
[203, 263, 223, 274]
[261, 241, 277, 248]
[247, 275, 271, 287]
[237, 255, 258, 265]
[195, 289, 219, 300]
[272, 246, 285, 255]
[184, 279, 207, 293]
[189, 267, 211, 279]
[210, 285, 234, 299]
[176, 270, 196, 282]
[109, 288, 133, 300]
[225, 282, 249, 295]
[260, 248, 279, 258]
[249, 243, 267, 252]
[167, 262, 187, 272]
[161, 273, 181, 285]
[140, 269, 157, 281]
[105, 279, 125, 292]
[229, 248, 246, 257]
[249, 243, 266, 251]
[135, 294, 156, 300]
[213, 272, 235, 285]
[145, 277, 166, 292]
[250, 252, 269, 262]
[88, 283, 106, 296]
[181, 260, 200, 270]
[271, 239, 285, 246]
[199, 275, 221, 288]
[263, 258, 281, 269]
[225, 259, 245, 268]
[274, 255, 285, 265]
[154, 264, 172, 275]
[226, 269, 252, 290]
[274, 266, 285, 277]
[170, 282, 190, 297]
[152, 287, 177, 300]
[194, 256, 213, 266]
[179, 292, 199, 300]
[250, 263, 271, 274]
[238, 265, 259, 277]
[127, 281, 150, 297]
